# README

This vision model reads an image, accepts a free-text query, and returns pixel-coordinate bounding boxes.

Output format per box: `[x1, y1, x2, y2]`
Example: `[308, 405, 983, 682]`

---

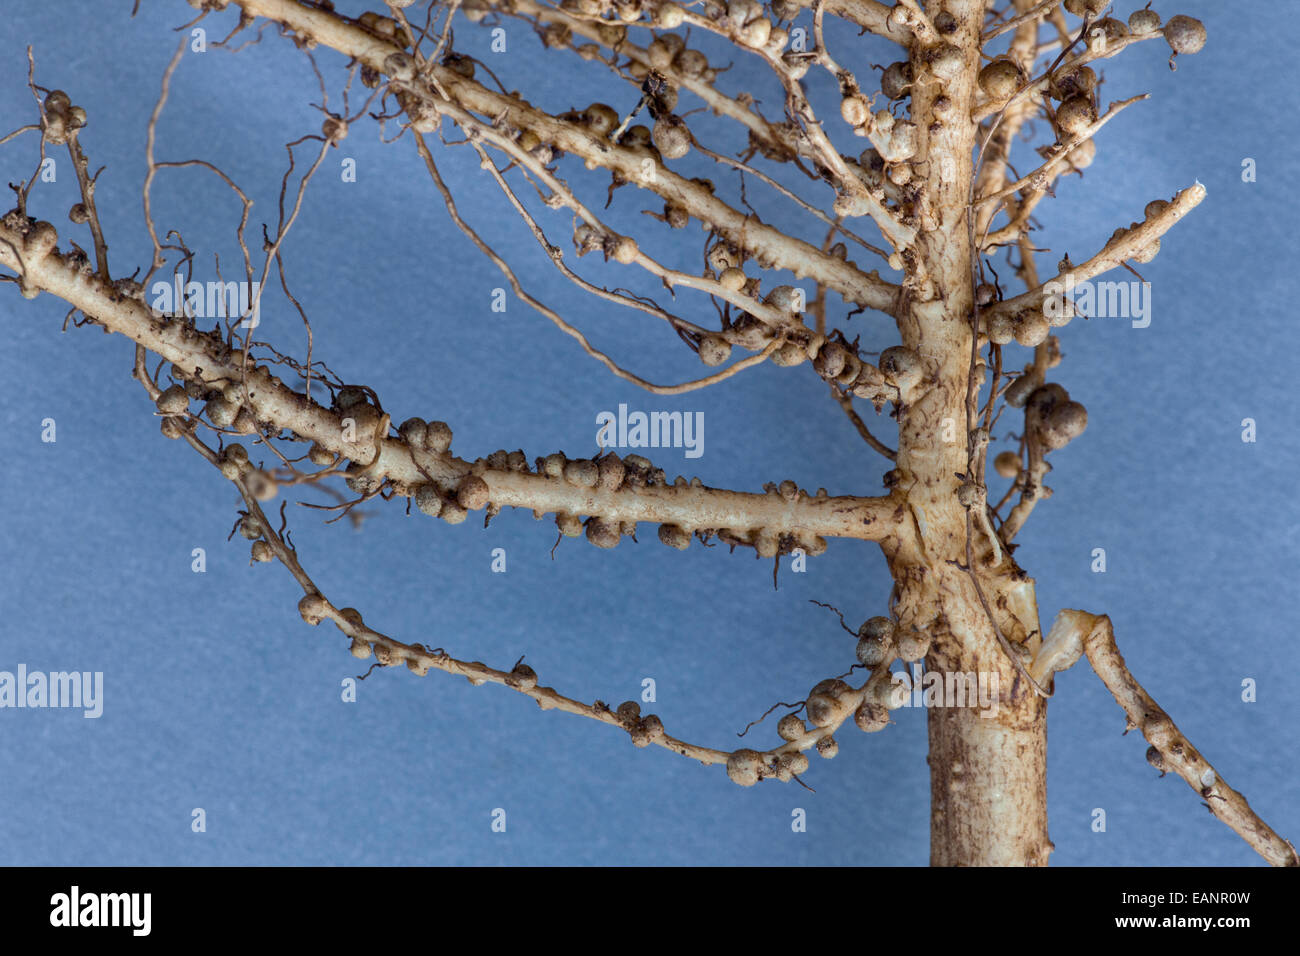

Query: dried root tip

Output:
[726, 748, 765, 787]
[506, 663, 538, 691]
[854, 701, 890, 733]
[250, 540, 274, 563]
[585, 517, 620, 549]
[658, 523, 691, 550]
[456, 475, 491, 510]
[816, 736, 838, 759]
[777, 713, 806, 741]
[424, 420, 453, 453]
[298, 593, 330, 626]
[349, 638, 372, 660]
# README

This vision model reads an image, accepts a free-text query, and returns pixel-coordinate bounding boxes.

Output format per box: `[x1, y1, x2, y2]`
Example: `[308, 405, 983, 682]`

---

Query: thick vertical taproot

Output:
[893, 0, 1052, 866]
[927, 663, 1051, 866]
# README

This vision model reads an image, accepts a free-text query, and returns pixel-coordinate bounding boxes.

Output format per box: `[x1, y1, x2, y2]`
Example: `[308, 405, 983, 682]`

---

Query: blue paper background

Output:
[0, 0, 1295, 866]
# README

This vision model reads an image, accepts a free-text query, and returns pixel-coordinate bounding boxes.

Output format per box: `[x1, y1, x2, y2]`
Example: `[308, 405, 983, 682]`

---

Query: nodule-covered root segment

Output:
[724, 668, 903, 786]
[400, 441, 843, 560]
[615, 700, 667, 749]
